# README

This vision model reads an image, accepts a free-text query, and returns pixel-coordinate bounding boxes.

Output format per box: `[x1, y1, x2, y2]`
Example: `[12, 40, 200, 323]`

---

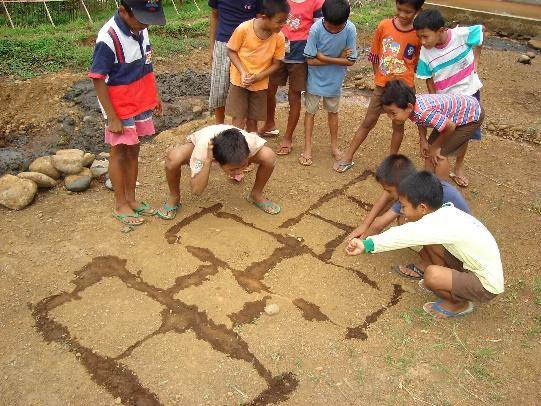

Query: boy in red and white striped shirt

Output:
[380, 80, 484, 181]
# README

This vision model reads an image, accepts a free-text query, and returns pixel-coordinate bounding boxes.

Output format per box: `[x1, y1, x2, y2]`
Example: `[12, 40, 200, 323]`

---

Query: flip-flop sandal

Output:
[423, 300, 475, 319]
[334, 161, 354, 173]
[246, 195, 281, 215]
[449, 172, 469, 188]
[112, 211, 144, 226]
[298, 154, 313, 166]
[134, 201, 156, 216]
[418, 278, 432, 294]
[392, 263, 424, 279]
[261, 129, 280, 137]
[276, 145, 292, 155]
[230, 173, 245, 182]
[155, 202, 181, 220]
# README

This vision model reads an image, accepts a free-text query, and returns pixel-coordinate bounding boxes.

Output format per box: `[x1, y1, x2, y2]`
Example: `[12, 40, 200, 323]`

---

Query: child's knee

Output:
[424, 266, 439, 288]
[165, 148, 182, 170]
[259, 147, 277, 167]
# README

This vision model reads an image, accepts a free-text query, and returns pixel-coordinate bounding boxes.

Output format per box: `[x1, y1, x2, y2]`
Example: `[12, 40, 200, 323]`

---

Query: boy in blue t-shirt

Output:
[208, 0, 261, 124]
[345, 154, 470, 279]
[299, 0, 357, 166]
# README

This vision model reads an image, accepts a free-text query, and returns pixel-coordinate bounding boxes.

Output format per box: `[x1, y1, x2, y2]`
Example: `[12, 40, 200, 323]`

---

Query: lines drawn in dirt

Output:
[32, 170, 404, 405]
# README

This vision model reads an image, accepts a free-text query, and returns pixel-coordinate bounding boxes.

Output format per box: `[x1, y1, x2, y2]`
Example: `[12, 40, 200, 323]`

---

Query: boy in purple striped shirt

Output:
[380, 80, 483, 181]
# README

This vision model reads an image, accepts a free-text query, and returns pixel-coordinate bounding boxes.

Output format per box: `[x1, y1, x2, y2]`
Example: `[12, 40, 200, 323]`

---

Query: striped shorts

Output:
[105, 110, 155, 146]
[208, 40, 231, 110]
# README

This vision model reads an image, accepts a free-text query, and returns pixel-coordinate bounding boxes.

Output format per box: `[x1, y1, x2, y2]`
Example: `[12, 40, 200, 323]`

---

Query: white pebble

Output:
[264, 303, 280, 315]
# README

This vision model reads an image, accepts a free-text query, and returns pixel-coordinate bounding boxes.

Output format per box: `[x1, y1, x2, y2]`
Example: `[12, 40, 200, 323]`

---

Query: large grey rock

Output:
[64, 172, 92, 192]
[52, 153, 84, 175]
[56, 149, 84, 157]
[82, 152, 95, 167]
[0, 175, 38, 210]
[90, 159, 109, 178]
[17, 172, 57, 188]
[29, 156, 61, 179]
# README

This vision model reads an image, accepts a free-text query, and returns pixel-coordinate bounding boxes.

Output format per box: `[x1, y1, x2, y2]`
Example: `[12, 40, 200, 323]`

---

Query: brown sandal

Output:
[276, 145, 292, 155]
[298, 154, 313, 166]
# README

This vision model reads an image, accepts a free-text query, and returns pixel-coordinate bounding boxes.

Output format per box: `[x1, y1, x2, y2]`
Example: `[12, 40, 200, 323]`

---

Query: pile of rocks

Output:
[517, 51, 536, 64]
[0, 149, 109, 210]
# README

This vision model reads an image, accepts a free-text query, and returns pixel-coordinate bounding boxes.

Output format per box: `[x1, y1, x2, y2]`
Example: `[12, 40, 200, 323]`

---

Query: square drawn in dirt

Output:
[313, 194, 369, 229]
[122, 331, 268, 405]
[137, 245, 208, 290]
[264, 255, 389, 327]
[288, 214, 344, 258]
[344, 176, 383, 206]
[175, 214, 281, 269]
[50, 278, 163, 358]
[174, 270, 264, 328]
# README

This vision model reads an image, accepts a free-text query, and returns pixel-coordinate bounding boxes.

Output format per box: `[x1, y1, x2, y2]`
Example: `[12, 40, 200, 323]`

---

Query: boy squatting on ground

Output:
[259, 0, 324, 153]
[334, 0, 424, 173]
[414, 8, 484, 188]
[346, 171, 504, 319]
[346, 154, 470, 278]
[381, 80, 484, 182]
[156, 124, 280, 219]
[88, 0, 165, 226]
[208, 0, 261, 124]
[298, 0, 358, 166]
[224, 0, 289, 133]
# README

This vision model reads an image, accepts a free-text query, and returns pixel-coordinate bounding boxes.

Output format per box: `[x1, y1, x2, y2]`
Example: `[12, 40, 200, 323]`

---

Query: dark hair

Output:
[375, 154, 417, 187]
[212, 128, 250, 165]
[120, 0, 132, 13]
[397, 0, 425, 12]
[413, 8, 445, 31]
[381, 80, 416, 109]
[261, 0, 290, 18]
[397, 171, 443, 210]
[322, 0, 350, 25]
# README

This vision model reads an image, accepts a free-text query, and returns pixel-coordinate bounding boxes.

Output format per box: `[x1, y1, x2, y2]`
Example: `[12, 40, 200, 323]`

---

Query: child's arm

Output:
[190, 141, 214, 195]
[425, 78, 436, 94]
[92, 78, 122, 133]
[245, 58, 281, 85]
[314, 49, 355, 66]
[346, 192, 395, 241]
[227, 49, 252, 87]
[427, 122, 456, 166]
[209, 8, 218, 60]
[418, 126, 429, 158]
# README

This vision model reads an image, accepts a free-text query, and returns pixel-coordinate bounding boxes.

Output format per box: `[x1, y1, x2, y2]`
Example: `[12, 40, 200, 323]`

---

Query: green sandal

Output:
[246, 196, 281, 215]
[155, 202, 181, 220]
[112, 211, 144, 226]
[134, 201, 156, 216]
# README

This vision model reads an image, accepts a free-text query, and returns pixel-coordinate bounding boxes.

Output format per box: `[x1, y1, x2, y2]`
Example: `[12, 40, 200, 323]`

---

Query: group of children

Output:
[88, 0, 503, 319]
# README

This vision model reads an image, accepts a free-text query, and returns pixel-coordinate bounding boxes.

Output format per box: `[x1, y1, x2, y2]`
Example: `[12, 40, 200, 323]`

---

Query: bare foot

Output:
[332, 148, 343, 160]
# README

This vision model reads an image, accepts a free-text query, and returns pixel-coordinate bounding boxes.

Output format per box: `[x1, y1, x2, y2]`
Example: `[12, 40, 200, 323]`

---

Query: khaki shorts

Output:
[225, 84, 267, 121]
[269, 61, 307, 92]
[304, 92, 340, 114]
[428, 108, 485, 156]
[444, 249, 497, 302]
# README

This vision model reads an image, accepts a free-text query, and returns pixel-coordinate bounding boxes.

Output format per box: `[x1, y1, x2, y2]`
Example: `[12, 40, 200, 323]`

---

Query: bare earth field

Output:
[1, 41, 540, 405]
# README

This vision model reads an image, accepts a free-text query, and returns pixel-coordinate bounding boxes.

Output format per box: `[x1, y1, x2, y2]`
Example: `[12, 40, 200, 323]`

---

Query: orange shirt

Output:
[368, 18, 420, 88]
[227, 19, 285, 91]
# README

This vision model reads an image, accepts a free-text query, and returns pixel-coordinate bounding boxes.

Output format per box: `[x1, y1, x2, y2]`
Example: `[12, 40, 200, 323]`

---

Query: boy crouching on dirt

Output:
[156, 125, 281, 219]
[88, 0, 165, 226]
[346, 171, 503, 319]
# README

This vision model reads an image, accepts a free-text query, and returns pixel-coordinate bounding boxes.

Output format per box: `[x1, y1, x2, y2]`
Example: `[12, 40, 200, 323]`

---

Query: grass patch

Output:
[350, 0, 395, 30]
[0, 1, 209, 78]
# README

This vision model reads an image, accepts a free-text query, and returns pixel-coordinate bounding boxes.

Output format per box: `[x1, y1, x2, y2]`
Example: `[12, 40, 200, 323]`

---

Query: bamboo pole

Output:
[42, 0, 55, 26]
[171, 0, 179, 15]
[80, 0, 92, 23]
[2, 1, 14, 28]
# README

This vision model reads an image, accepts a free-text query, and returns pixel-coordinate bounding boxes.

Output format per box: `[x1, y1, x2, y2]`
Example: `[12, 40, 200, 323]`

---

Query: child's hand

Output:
[154, 98, 164, 116]
[107, 117, 123, 134]
[428, 145, 445, 167]
[340, 48, 352, 59]
[206, 140, 214, 163]
[242, 72, 257, 86]
[345, 238, 365, 256]
[419, 139, 430, 158]
[346, 225, 367, 242]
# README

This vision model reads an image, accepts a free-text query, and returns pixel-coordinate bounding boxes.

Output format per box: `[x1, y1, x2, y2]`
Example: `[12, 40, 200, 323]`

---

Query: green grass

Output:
[0, 1, 209, 78]
[1, 1, 397, 79]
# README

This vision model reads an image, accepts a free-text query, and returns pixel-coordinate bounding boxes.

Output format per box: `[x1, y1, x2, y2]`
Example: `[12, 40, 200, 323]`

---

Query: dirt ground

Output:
[1, 38, 541, 405]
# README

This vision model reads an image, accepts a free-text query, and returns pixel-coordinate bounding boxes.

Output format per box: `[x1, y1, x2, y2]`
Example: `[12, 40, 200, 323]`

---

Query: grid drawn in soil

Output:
[32, 170, 405, 405]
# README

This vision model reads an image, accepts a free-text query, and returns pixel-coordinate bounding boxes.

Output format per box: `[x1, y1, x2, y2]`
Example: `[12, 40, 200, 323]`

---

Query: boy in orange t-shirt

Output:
[334, 0, 424, 173]
[225, 0, 288, 133]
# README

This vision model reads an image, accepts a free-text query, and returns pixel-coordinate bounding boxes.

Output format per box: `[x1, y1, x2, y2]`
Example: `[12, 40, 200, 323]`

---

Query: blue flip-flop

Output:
[392, 263, 424, 279]
[246, 195, 281, 215]
[423, 300, 475, 319]
[334, 161, 354, 173]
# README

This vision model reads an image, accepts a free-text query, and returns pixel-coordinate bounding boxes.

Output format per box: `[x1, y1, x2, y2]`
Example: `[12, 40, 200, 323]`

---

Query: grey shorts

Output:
[208, 41, 230, 110]
[304, 92, 340, 114]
